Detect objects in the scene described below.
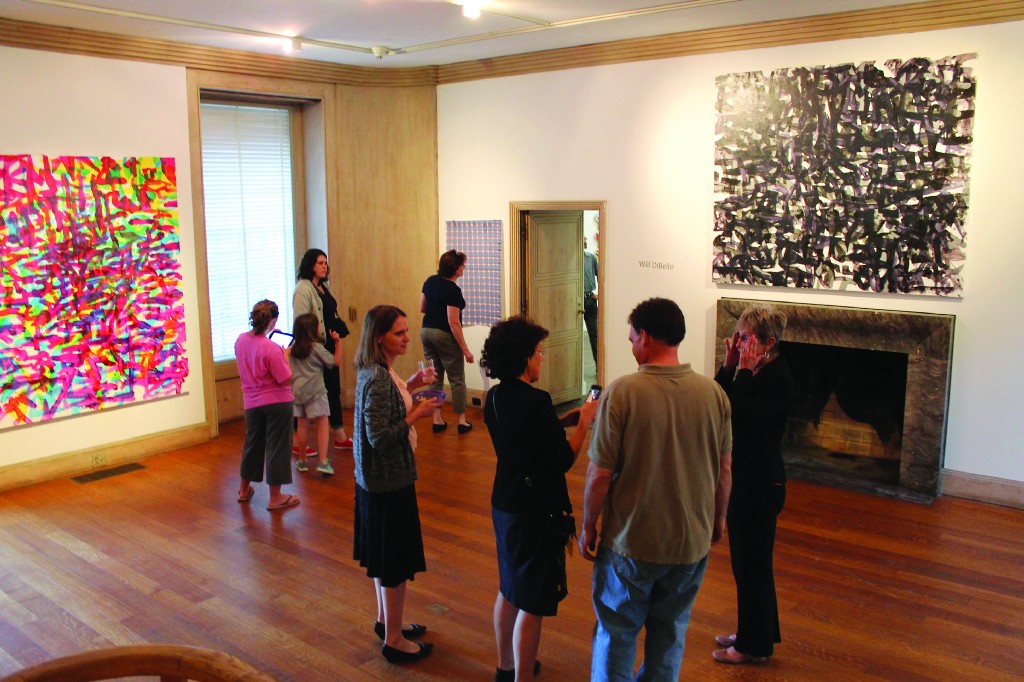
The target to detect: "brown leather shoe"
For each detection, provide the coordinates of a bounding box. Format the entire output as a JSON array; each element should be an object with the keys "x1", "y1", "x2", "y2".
[
  {"x1": 714, "y1": 633, "x2": 736, "y2": 647},
  {"x1": 712, "y1": 646, "x2": 768, "y2": 664}
]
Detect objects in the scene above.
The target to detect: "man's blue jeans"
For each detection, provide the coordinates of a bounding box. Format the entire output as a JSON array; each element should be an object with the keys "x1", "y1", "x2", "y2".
[{"x1": 590, "y1": 547, "x2": 709, "y2": 682}]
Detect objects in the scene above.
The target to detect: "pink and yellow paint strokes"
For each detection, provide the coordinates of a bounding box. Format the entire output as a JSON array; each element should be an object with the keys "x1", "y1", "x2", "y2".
[{"x1": 0, "y1": 155, "x2": 188, "y2": 427}]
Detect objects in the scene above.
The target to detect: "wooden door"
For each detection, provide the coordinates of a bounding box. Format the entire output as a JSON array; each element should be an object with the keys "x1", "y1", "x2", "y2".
[{"x1": 526, "y1": 211, "x2": 583, "y2": 405}]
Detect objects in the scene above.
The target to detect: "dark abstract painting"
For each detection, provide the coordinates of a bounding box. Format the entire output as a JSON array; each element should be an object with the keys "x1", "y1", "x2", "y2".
[
  {"x1": 712, "y1": 54, "x2": 975, "y2": 296},
  {"x1": 0, "y1": 155, "x2": 188, "y2": 427}
]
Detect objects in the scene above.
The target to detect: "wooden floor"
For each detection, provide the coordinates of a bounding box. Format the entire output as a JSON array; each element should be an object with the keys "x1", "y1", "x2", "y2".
[{"x1": 0, "y1": 408, "x2": 1022, "y2": 681}]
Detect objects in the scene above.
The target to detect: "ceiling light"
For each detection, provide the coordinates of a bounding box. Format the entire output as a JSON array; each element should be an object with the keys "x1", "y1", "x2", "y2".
[{"x1": 461, "y1": 1, "x2": 485, "y2": 19}]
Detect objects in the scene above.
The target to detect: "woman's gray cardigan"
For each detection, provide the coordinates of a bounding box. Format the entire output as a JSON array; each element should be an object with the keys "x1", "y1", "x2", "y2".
[
  {"x1": 354, "y1": 364, "x2": 418, "y2": 493},
  {"x1": 292, "y1": 278, "x2": 326, "y2": 342}
]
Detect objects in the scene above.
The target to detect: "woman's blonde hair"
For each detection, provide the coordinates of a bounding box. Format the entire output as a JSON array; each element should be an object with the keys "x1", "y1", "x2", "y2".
[
  {"x1": 738, "y1": 306, "x2": 787, "y2": 353},
  {"x1": 354, "y1": 305, "x2": 406, "y2": 368}
]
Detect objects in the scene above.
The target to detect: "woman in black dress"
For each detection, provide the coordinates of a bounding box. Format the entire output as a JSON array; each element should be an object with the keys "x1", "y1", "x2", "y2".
[
  {"x1": 293, "y1": 248, "x2": 351, "y2": 453},
  {"x1": 481, "y1": 316, "x2": 597, "y2": 682},
  {"x1": 712, "y1": 306, "x2": 794, "y2": 665}
]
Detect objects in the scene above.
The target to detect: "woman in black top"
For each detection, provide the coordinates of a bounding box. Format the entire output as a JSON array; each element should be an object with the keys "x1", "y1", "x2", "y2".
[
  {"x1": 712, "y1": 306, "x2": 794, "y2": 665},
  {"x1": 293, "y1": 249, "x2": 351, "y2": 453},
  {"x1": 481, "y1": 316, "x2": 597, "y2": 682},
  {"x1": 420, "y1": 250, "x2": 474, "y2": 434}
]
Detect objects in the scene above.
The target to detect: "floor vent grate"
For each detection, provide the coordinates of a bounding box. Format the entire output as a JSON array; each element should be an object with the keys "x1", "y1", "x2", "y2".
[{"x1": 71, "y1": 462, "x2": 145, "y2": 483}]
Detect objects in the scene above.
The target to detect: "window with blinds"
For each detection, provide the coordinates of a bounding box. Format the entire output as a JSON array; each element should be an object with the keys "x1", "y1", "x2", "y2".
[{"x1": 200, "y1": 102, "x2": 296, "y2": 362}]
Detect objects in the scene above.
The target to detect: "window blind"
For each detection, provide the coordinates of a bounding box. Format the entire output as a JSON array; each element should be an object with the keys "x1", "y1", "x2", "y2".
[{"x1": 200, "y1": 103, "x2": 296, "y2": 361}]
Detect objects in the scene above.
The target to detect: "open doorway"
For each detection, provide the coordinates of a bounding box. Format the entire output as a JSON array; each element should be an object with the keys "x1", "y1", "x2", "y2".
[{"x1": 509, "y1": 201, "x2": 606, "y2": 405}]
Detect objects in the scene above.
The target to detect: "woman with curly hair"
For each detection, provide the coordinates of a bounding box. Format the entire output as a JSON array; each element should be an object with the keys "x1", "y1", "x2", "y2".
[{"x1": 482, "y1": 316, "x2": 598, "y2": 682}]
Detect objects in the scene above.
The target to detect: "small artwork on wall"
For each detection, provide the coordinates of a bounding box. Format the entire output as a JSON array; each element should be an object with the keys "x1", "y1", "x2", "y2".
[
  {"x1": 446, "y1": 219, "x2": 502, "y2": 327},
  {"x1": 712, "y1": 54, "x2": 975, "y2": 296},
  {"x1": 0, "y1": 155, "x2": 188, "y2": 427}
]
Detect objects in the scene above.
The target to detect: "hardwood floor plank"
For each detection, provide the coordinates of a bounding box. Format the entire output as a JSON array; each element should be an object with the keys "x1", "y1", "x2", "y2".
[{"x1": 0, "y1": 412, "x2": 1021, "y2": 680}]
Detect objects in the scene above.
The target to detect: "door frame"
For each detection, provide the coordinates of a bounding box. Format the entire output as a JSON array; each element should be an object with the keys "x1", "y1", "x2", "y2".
[{"x1": 509, "y1": 200, "x2": 607, "y2": 385}]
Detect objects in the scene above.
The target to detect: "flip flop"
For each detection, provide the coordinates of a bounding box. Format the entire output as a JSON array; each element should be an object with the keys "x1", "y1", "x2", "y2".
[
  {"x1": 267, "y1": 495, "x2": 300, "y2": 511},
  {"x1": 237, "y1": 486, "x2": 254, "y2": 503}
]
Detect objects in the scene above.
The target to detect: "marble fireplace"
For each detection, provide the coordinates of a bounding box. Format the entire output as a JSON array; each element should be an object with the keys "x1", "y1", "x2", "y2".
[{"x1": 714, "y1": 298, "x2": 954, "y2": 501}]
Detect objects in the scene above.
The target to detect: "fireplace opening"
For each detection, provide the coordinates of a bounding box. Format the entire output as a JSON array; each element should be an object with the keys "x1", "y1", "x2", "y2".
[
  {"x1": 717, "y1": 298, "x2": 953, "y2": 502},
  {"x1": 781, "y1": 341, "x2": 909, "y2": 490}
]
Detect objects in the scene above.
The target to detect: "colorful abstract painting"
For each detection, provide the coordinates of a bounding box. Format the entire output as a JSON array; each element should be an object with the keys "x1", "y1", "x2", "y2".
[
  {"x1": 713, "y1": 54, "x2": 975, "y2": 296},
  {"x1": 0, "y1": 155, "x2": 188, "y2": 427}
]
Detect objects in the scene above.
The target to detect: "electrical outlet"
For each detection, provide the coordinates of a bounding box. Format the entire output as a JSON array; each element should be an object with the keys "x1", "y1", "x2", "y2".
[{"x1": 91, "y1": 453, "x2": 107, "y2": 467}]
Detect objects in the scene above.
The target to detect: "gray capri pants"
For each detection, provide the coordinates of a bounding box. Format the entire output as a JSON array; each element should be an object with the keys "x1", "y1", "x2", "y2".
[
  {"x1": 240, "y1": 400, "x2": 294, "y2": 486},
  {"x1": 421, "y1": 327, "x2": 467, "y2": 414}
]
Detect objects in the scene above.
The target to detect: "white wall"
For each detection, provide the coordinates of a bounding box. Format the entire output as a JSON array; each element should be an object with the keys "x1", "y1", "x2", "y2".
[
  {"x1": 0, "y1": 46, "x2": 206, "y2": 464},
  {"x1": 438, "y1": 22, "x2": 1024, "y2": 483}
]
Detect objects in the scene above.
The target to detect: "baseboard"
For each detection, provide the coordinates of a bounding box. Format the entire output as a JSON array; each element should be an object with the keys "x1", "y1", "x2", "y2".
[
  {"x1": 941, "y1": 469, "x2": 1024, "y2": 509},
  {"x1": 0, "y1": 423, "x2": 214, "y2": 493},
  {"x1": 466, "y1": 388, "x2": 486, "y2": 411}
]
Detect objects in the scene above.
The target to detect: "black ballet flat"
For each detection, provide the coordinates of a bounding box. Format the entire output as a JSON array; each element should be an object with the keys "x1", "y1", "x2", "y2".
[
  {"x1": 432, "y1": 421, "x2": 448, "y2": 433},
  {"x1": 495, "y1": 660, "x2": 541, "y2": 681},
  {"x1": 457, "y1": 422, "x2": 473, "y2": 434},
  {"x1": 374, "y1": 621, "x2": 427, "y2": 641},
  {"x1": 382, "y1": 641, "x2": 433, "y2": 663}
]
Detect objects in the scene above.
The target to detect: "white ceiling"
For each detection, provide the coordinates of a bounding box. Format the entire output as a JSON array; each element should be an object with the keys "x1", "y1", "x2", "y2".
[{"x1": 0, "y1": 0, "x2": 925, "y2": 68}]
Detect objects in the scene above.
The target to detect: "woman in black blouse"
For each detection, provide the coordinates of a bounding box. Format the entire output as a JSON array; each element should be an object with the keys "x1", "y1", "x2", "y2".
[
  {"x1": 481, "y1": 316, "x2": 597, "y2": 682},
  {"x1": 713, "y1": 306, "x2": 794, "y2": 665}
]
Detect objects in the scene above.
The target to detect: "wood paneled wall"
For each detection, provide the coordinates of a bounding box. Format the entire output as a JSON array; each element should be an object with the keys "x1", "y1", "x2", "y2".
[{"x1": 335, "y1": 85, "x2": 439, "y2": 392}]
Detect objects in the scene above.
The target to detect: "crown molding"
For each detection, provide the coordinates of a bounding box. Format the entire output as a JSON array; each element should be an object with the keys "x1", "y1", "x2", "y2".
[
  {"x1": 435, "y1": 0, "x2": 1024, "y2": 83},
  {"x1": 1, "y1": 0, "x2": 1021, "y2": 87},
  {"x1": 0, "y1": 17, "x2": 437, "y2": 87}
]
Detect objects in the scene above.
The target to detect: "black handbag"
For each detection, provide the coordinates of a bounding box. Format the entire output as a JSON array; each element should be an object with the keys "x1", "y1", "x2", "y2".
[{"x1": 331, "y1": 317, "x2": 350, "y2": 339}]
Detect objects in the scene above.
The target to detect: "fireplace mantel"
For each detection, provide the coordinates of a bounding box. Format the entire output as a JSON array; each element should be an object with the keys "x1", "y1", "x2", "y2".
[{"x1": 715, "y1": 298, "x2": 954, "y2": 499}]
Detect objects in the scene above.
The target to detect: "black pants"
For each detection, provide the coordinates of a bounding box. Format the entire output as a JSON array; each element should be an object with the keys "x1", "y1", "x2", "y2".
[
  {"x1": 583, "y1": 295, "x2": 598, "y2": 362},
  {"x1": 727, "y1": 482, "x2": 785, "y2": 658},
  {"x1": 323, "y1": 363, "x2": 343, "y2": 429}
]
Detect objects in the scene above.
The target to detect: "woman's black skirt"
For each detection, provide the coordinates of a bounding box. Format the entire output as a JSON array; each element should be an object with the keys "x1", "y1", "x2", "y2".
[
  {"x1": 492, "y1": 507, "x2": 567, "y2": 617},
  {"x1": 353, "y1": 483, "x2": 426, "y2": 588}
]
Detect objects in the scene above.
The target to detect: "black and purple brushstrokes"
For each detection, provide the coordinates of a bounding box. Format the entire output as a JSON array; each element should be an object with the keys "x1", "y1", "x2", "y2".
[{"x1": 712, "y1": 54, "x2": 975, "y2": 296}]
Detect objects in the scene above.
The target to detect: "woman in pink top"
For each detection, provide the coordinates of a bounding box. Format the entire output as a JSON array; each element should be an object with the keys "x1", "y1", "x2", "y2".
[{"x1": 234, "y1": 299, "x2": 300, "y2": 511}]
